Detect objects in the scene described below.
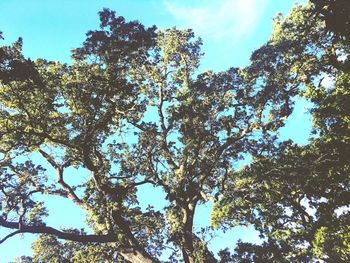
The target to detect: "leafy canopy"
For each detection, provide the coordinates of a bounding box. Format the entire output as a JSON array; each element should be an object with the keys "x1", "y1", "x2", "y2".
[{"x1": 1, "y1": 1, "x2": 349, "y2": 262}]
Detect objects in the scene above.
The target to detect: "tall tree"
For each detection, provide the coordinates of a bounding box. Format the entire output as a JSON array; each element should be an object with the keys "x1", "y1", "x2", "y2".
[
  {"x1": 1, "y1": 1, "x2": 348, "y2": 262},
  {"x1": 0, "y1": 8, "x2": 295, "y2": 263}
]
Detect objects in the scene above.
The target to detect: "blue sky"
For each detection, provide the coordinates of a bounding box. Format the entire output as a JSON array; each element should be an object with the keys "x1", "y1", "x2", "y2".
[{"x1": 0, "y1": 0, "x2": 309, "y2": 261}]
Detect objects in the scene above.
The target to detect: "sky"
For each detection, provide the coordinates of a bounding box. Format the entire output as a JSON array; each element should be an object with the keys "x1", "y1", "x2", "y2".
[{"x1": 0, "y1": 0, "x2": 309, "y2": 261}]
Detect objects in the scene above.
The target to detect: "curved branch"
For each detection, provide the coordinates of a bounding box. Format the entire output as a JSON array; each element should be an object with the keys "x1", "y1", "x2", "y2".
[
  {"x1": 0, "y1": 230, "x2": 22, "y2": 244},
  {"x1": 39, "y1": 149, "x2": 85, "y2": 208},
  {"x1": 0, "y1": 217, "x2": 115, "y2": 244}
]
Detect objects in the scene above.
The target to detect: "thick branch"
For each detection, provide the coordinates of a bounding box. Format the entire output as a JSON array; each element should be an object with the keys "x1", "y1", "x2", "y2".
[
  {"x1": 0, "y1": 217, "x2": 115, "y2": 244},
  {"x1": 112, "y1": 213, "x2": 160, "y2": 263}
]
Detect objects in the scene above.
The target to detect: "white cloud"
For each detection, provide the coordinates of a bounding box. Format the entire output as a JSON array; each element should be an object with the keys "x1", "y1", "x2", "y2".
[{"x1": 164, "y1": 0, "x2": 268, "y2": 41}]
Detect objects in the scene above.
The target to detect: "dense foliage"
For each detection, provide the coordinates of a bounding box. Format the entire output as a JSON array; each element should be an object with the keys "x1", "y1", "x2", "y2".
[
  {"x1": 1, "y1": 1, "x2": 349, "y2": 262},
  {"x1": 212, "y1": 3, "x2": 350, "y2": 262}
]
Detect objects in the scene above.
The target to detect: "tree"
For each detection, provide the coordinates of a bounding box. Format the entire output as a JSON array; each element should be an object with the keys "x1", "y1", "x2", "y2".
[
  {"x1": 0, "y1": 8, "x2": 296, "y2": 262},
  {"x1": 212, "y1": 3, "x2": 350, "y2": 262},
  {"x1": 0, "y1": 2, "x2": 348, "y2": 262}
]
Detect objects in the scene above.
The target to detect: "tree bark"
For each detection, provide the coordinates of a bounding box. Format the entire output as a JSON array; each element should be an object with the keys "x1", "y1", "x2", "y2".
[
  {"x1": 181, "y1": 204, "x2": 196, "y2": 263},
  {"x1": 119, "y1": 249, "x2": 159, "y2": 263},
  {"x1": 180, "y1": 203, "x2": 218, "y2": 263},
  {"x1": 112, "y1": 212, "x2": 160, "y2": 263},
  {"x1": 0, "y1": 217, "x2": 114, "y2": 244},
  {"x1": 0, "y1": 217, "x2": 159, "y2": 262}
]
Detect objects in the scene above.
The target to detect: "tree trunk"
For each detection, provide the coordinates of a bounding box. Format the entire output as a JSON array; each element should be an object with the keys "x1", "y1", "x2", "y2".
[
  {"x1": 181, "y1": 204, "x2": 196, "y2": 263},
  {"x1": 119, "y1": 249, "x2": 159, "y2": 263},
  {"x1": 181, "y1": 203, "x2": 218, "y2": 263},
  {"x1": 112, "y1": 212, "x2": 160, "y2": 263}
]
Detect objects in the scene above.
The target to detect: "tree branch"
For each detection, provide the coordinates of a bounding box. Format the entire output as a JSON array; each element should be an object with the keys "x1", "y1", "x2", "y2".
[
  {"x1": 157, "y1": 76, "x2": 179, "y2": 171},
  {"x1": 0, "y1": 230, "x2": 22, "y2": 244},
  {"x1": 0, "y1": 217, "x2": 115, "y2": 244},
  {"x1": 39, "y1": 149, "x2": 85, "y2": 208}
]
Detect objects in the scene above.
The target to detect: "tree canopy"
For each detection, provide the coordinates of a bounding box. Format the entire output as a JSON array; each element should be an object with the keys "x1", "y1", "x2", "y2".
[{"x1": 1, "y1": 1, "x2": 349, "y2": 262}]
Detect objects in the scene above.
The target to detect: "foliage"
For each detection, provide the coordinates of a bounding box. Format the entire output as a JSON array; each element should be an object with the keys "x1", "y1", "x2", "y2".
[
  {"x1": 212, "y1": 2, "x2": 350, "y2": 262},
  {"x1": 310, "y1": 0, "x2": 350, "y2": 40},
  {"x1": 0, "y1": 1, "x2": 349, "y2": 262}
]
